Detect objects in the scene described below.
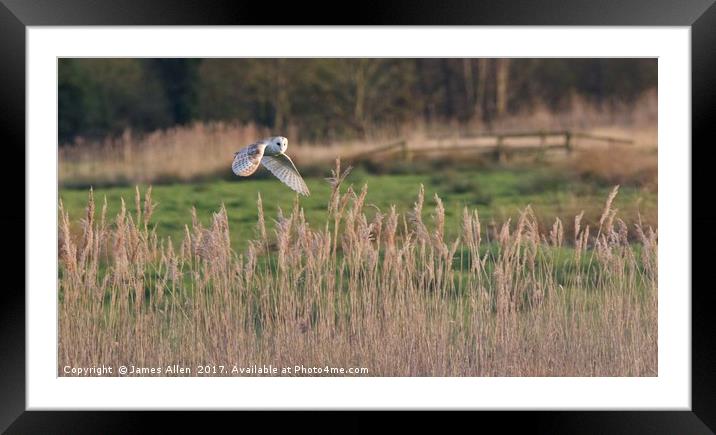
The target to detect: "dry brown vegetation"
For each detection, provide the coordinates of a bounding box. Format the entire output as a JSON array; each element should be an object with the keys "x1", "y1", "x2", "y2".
[
  {"x1": 59, "y1": 161, "x2": 657, "y2": 376},
  {"x1": 572, "y1": 145, "x2": 658, "y2": 192},
  {"x1": 59, "y1": 91, "x2": 657, "y2": 187}
]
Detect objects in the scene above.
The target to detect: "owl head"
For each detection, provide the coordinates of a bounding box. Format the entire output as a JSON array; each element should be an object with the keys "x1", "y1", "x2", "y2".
[{"x1": 271, "y1": 136, "x2": 288, "y2": 153}]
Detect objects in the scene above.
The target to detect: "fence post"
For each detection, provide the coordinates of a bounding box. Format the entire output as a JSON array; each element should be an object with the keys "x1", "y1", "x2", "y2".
[
  {"x1": 496, "y1": 135, "x2": 505, "y2": 163},
  {"x1": 536, "y1": 131, "x2": 546, "y2": 163},
  {"x1": 401, "y1": 141, "x2": 412, "y2": 162},
  {"x1": 565, "y1": 131, "x2": 572, "y2": 154}
]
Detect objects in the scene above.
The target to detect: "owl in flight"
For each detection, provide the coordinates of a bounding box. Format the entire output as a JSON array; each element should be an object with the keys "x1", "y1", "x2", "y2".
[{"x1": 231, "y1": 136, "x2": 310, "y2": 196}]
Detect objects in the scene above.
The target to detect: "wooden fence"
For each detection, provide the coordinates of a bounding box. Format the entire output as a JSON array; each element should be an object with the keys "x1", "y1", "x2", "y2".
[{"x1": 349, "y1": 130, "x2": 633, "y2": 163}]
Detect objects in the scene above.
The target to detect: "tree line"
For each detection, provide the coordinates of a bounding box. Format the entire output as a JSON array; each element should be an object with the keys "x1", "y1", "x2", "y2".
[{"x1": 58, "y1": 58, "x2": 656, "y2": 144}]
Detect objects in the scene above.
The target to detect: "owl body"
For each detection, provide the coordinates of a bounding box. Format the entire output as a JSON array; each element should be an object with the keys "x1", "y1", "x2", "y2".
[
  {"x1": 231, "y1": 142, "x2": 266, "y2": 176},
  {"x1": 231, "y1": 136, "x2": 310, "y2": 196}
]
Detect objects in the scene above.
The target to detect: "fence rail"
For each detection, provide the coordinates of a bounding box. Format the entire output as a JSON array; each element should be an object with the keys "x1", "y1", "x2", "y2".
[{"x1": 349, "y1": 130, "x2": 633, "y2": 163}]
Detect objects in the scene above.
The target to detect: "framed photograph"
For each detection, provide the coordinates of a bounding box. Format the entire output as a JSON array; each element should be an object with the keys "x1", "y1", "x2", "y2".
[{"x1": 3, "y1": 0, "x2": 714, "y2": 432}]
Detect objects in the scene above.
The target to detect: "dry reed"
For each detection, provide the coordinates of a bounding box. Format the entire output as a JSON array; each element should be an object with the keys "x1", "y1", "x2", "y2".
[
  {"x1": 58, "y1": 160, "x2": 657, "y2": 376},
  {"x1": 59, "y1": 92, "x2": 657, "y2": 187}
]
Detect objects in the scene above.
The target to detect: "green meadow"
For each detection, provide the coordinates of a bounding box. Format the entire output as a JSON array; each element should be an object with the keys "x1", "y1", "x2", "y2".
[{"x1": 59, "y1": 166, "x2": 657, "y2": 253}]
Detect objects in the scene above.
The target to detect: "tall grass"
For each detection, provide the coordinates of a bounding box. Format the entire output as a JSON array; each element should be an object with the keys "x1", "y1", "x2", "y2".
[
  {"x1": 58, "y1": 161, "x2": 657, "y2": 376},
  {"x1": 58, "y1": 122, "x2": 399, "y2": 187},
  {"x1": 59, "y1": 92, "x2": 657, "y2": 187}
]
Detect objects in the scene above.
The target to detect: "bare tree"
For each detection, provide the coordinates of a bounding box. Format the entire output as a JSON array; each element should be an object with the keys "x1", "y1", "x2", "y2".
[
  {"x1": 496, "y1": 58, "x2": 511, "y2": 117},
  {"x1": 476, "y1": 58, "x2": 490, "y2": 125},
  {"x1": 273, "y1": 58, "x2": 290, "y2": 132},
  {"x1": 463, "y1": 59, "x2": 475, "y2": 118}
]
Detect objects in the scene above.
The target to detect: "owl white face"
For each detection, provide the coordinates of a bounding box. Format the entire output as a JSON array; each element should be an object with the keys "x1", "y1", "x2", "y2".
[{"x1": 267, "y1": 136, "x2": 288, "y2": 154}]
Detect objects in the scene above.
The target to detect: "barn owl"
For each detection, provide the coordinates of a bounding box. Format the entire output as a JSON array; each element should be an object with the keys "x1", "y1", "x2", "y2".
[{"x1": 231, "y1": 136, "x2": 310, "y2": 196}]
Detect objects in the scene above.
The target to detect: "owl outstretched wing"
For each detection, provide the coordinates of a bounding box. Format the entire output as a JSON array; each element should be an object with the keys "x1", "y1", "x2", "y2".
[
  {"x1": 260, "y1": 153, "x2": 310, "y2": 196},
  {"x1": 232, "y1": 142, "x2": 266, "y2": 176}
]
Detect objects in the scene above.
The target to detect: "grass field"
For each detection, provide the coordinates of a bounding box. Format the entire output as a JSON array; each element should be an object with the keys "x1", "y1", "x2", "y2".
[{"x1": 59, "y1": 165, "x2": 657, "y2": 253}]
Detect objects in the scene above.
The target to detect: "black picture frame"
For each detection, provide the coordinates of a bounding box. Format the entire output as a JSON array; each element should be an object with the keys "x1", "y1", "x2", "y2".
[{"x1": 2, "y1": 1, "x2": 714, "y2": 432}]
